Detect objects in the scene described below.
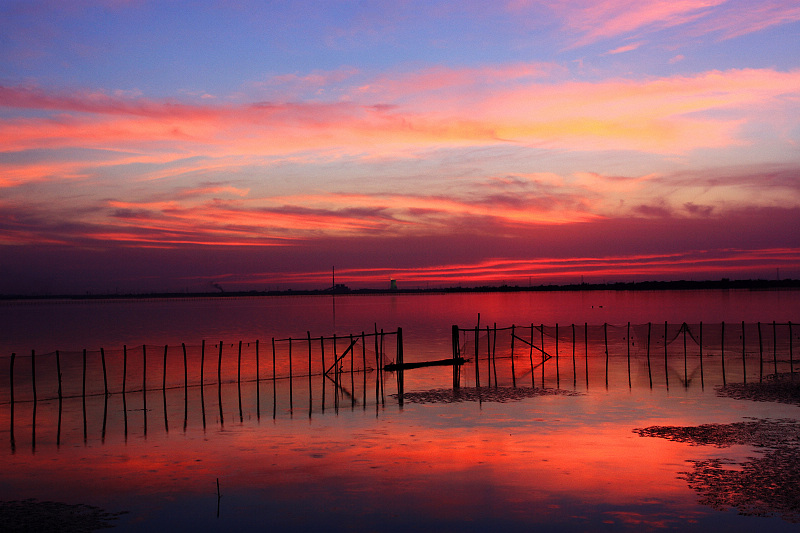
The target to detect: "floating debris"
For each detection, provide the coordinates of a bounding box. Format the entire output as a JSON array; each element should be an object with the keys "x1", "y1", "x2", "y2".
[
  {"x1": 394, "y1": 386, "x2": 582, "y2": 404},
  {"x1": 716, "y1": 373, "x2": 800, "y2": 407},
  {"x1": 634, "y1": 418, "x2": 800, "y2": 522},
  {"x1": 0, "y1": 499, "x2": 126, "y2": 532}
]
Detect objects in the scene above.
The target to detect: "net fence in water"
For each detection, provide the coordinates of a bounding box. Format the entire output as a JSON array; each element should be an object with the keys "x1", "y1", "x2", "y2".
[
  {"x1": 0, "y1": 330, "x2": 397, "y2": 404},
  {"x1": 455, "y1": 321, "x2": 797, "y2": 388}
]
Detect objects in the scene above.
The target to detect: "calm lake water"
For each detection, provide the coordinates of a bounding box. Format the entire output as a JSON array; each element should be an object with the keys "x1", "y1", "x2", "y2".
[{"x1": 1, "y1": 289, "x2": 799, "y2": 532}]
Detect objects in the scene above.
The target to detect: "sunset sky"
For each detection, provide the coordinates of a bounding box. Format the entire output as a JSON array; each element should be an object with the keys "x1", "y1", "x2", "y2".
[{"x1": 1, "y1": 0, "x2": 799, "y2": 294}]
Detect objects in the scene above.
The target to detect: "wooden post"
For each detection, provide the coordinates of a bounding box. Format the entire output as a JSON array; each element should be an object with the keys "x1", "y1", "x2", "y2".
[
  {"x1": 555, "y1": 323, "x2": 559, "y2": 387},
  {"x1": 790, "y1": 321, "x2": 794, "y2": 377},
  {"x1": 474, "y1": 326, "x2": 480, "y2": 387},
  {"x1": 289, "y1": 337, "x2": 293, "y2": 411},
  {"x1": 584, "y1": 323, "x2": 588, "y2": 388},
  {"x1": 323, "y1": 334, "x2": 328, "y2": 408},
  {"x1": 32, "y1": 350, "x2": 37, "y2": 403},
  {"x1": 396, "y1": 328, "x2": 404, "y2": 402},
  {"x1": 163, "y1": 344, "x2": 168, "y2": 391},
  {"x1": 626, "y1": 322, "x2": 631, "y2": 388},
  {"x1": 182, "y1": 344, "x2": 188, "y2": 431},
  {"x1": 492, "y1": 324, "x2": 498, "y2": 387},
  {"x1": 56, "y1": 350, "x2": 63, "y2": 399},
  {"x1": 123, "y1": 345, "x2": 127, "y2": 395},
  {"x1": 143, "y1": 346, "x2": 148, "y2": 435},
  {"x1": 758, "y1": 322, "x2": 764, "y2": 382},
  {"x1": 237, "y1": 340, "x2": 242, "y2": 384},
  {"x1": 572, "y1": 324, "x2": 576, "y2": 387},
  {"x1": 646, "y1": 322, "x2": 652, "y2": 388},
  {"x1": 721, "y1": 321, "x2": 726, "y2": 386},
  {"x1": 540, "y1": 324, "x2": 545, "y2": 387},
  {"x1": 664, "y1": 321, "x2": 669, "y2": 388},
  {"x1": 451, "y1": 325, "x2": 459, "y2": 389},
  {"x1": 101, "y1": 348, "x2": 108, "y2": 396},
  {"x1": 773, "y1": 321, "x2": 778, "y2": 376},
  {"x1": 143, "y1": 345, "x2": 147, "y2": 393},
  {"x1": 333, "y1": 335, "x2": 340, "y2": 410},
  {"x1": 9, "y1": 352, "x2": 15, "y2": 408},
  {"x1": 360, "y1": 331, "x2": 366, "y2": 375},
  {"x1": 739, "y1": 320, "x2": 747, "y2": 382},
  {"x1": 200, "y1": 340, "x2": 205, "y2": 386},
  {"x1": 604, "y1": 323, "x2": 609, "y2": 387},
  {"x1": 9, "y1": 353, "x2": 14, "y2": 453},
  {"x1": 361, "y1": 331, "x2": 367, "y2": 409},
  {"x1": 350, "y1": 333, "x2": 355, "y2": 408},
  {"x1": 375, "y1": 328, "x2": 381, "y2": 403},
  {"x1": 256, "y1": 339, "x2": 260, "y2": 382},
  {"x1": 82, "y1": 348, "x2": 86, "y2": 399},
  {"x1": 683, "y1": 323, "x2": 688, "y2": 387},
  {"x1": 272, "y1": 338, "x2": 277, "y2": 381},
  {"x1": 217, "y1": 341, "x2": 223, "y2": 386},
  {"x1": 182, "y1": 343, "x2": 188, "y2": 391},
  {"x1": 510, "y1": 325, "x2": 517, "y2": 388},
  {"x1": 486, "y1": 326, "x2": 491, "y2": 388},
  {"x1": 308, "y1": 332, "x2": 314, "y2": 406},
  {"x1": 380, "y1": 329, "x2": 385, "y2": 402},
  {"x1": 699, "y1": 322, "x2": 704, "y2": 388},
  {"x1": 528, "y1": 324, "x2": 535, "y2": 388}
]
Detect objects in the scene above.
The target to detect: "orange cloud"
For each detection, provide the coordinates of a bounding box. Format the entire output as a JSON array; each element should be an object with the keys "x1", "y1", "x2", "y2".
[{"x1": 2, "y1": 67, "x2": 798, "y2": 172}]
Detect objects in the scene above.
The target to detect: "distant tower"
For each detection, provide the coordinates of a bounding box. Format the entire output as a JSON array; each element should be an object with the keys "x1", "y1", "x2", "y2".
[{"x1": 390, "y1": 278, "x2": 397, "y2": 290}]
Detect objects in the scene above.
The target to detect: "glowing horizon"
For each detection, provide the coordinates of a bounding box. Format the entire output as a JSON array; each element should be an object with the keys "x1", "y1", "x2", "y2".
[{"x1": 1, "y1": 1, "x2": 799, "y2": 294}]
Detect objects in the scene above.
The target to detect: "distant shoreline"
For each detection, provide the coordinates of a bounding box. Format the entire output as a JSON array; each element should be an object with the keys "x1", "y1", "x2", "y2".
[{"x1": 2, "y1": 278, "x2": 798, "y2": 301}]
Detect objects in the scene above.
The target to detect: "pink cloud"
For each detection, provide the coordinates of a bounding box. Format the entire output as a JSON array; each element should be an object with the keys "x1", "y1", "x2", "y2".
[
  {"x1": 605, "y1": 42, "x2": 642, "y2": 55},
  {"x1": 510, "y1": 1, "x2": 800, "y2": 47},
  {"x1": 3, "y1": 66, "x2": 798, "y2": 165},
  {"x1": 541, "y1": 0, "x2": 725, "y2": 47}
]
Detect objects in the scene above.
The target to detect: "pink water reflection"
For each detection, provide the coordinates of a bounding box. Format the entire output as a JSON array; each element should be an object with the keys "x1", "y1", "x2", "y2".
[{"x1": 1, "y1": 291, "x2": 799, "y2": 531}]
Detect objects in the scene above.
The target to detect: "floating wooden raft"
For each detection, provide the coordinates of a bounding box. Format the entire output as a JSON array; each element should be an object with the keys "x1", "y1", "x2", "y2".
[{"x1": 384, "y1": 357, "x2": 467, "y2": 371}]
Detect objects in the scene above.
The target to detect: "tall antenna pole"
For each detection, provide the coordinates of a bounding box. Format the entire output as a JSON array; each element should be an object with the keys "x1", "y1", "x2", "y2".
[{"x1": 332, "y1": 266, "x2": 335, "y2": 289}]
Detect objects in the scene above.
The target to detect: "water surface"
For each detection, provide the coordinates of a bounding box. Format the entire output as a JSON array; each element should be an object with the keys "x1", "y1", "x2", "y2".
[{"x1": 1, "y1": 290, "x2": 799, "y2": 531}]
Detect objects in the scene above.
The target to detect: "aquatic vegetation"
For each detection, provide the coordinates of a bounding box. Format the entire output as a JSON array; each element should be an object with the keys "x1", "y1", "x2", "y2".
[{"x1": 635, "y1": 418, "x2": 800, "y2": 522}]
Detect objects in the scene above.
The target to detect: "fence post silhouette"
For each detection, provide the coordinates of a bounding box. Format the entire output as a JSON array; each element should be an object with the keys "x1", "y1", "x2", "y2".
[
  {"x1": 540, "y1": 324, "x2": 545, "y2": 387},
  {"x1": 101, "y1": 348, "x2": 108, "y2": 396},
  {"x1": 143, "y1": 345, "x2": 147, "y2": 394},
  {"x1": 451, "y1": 325, "x2": 460, "y2": 389},
  {"x1": 584, "y1": 323, "x2": 588, "y2": 388},
  {"x1": 217, "y1": 341, "x2": 223, "y2": 386},
  {"x1": 773, "y1": 321, "x2": 778, "y2": 375},
  {"x1": 528, "y1": 324, "x2": 535, "y2": 388},
  {"x1": 721, "y1": 321, "x2": 726, "y2": 385},
  {"x1": 57, "y1": 350, "x2": 62, "y2": 399},
  {"x1": 572, "y1": 324, "x2": 576, "y2": 387},
  {"x1": 604, "y1": 323, "x2": 609, "y2": 387},
  {"x1": 555, "y1": 323, "x2": 560, "y2": 387},
  {"x1": 82, "y1": 349, "x2": 86, "y2": 399},
  {"x1": 699, "y1": 322, "x2": 704, "y2": 388},
  {"x1": 646, "y1": 322, "x2": 652, "y2": 388},
  {"x1": 123, "y1": 345, "x2": 127, "y2": 395},
  {"x1": 664, "y1": 322, "x2": 669, "y2": 388},
  {"x1": 742, "y1": 321, "x2": 746, "y2": 384},
  {"x1": 683, "y1": 323, "x2": 688, "y2": 387},
  {"x1": 758, "y1": 322, "x2": 763, "y2": 382},
  {"x1": 626, "y1": 322, "x2": 631, "y2": 388},
  {"x1": 163, "y1": 345, "x2": 168, "y2": 391},
  {"x1": 474, "y1": 326, "x2": 479, "y2": 388},
  {"x1": 32, "y1": 350, "x2": 37, "y2": 403},
  {"x1": 200, "y1": 340, "x2": 205, "y2": 387},
  {"x1": 510, "y1": 325, "x2": 516, "y2": 388}
]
